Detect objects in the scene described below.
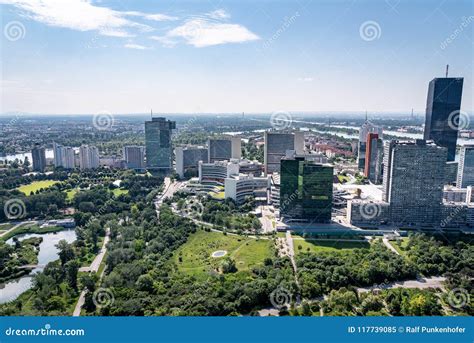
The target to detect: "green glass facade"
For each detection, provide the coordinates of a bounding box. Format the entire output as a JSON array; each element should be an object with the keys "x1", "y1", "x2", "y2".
[
  {"x1": 280, "y1": 157, "x2": 333, "y2": 223},
  {"x1": 145, "y1": 117, "x2": 176, "y2": 171}
]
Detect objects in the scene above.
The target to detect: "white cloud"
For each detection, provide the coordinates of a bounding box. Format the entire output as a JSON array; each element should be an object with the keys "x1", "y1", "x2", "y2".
[
  {"x1": 0, "y1": 0, "x2": 175, "y2": 37},
  {"x1": 164, "y1": 12, "x2": 259, "y2": 48},
  {"x1": 298, "y1": 77, "x2": 314, "y2": 82},
  {"x1": 124, "y1": 43, "x2": 151, "y2": 50},
  {"x1": 207, "y1": 9, "x2": 230, "y2": 20}
]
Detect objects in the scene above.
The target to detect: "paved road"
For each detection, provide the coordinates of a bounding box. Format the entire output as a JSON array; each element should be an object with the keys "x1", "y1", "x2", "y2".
[
  {"x1": 357, "y1": 276, "x2": 446, "y2": 293},
  {"x1": 382, "y1": 238, "x2": 400, "y2": 255},
  {"x1": 79, "y1": 228, "x2": 110, "y2": 273},
  {"x1": 73, "y1": 228, "x2": 110, "y2": 316}
]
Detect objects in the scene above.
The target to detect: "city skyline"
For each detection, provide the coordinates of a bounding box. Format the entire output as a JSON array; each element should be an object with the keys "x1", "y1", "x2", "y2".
[{"x1": 1, "y1": 0, "x2": 473, "y2": 114}]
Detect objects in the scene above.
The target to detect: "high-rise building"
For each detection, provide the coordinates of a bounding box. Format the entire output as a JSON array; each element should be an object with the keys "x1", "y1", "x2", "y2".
[
  {"x1": 364, "y1": 133, "x2": 383, "y2": 184},
  {"x1": 280, "y1": 156, "x2": 333, "y2": 223},
  {"x1": 123, "y1": 146, "x2": 145, "y2": 170},
  {"x1": 79, "y1": 145, "x2": 100, "y2": 170},
  {"x1": 423, "y1": 76, "x2": 464, "y2": 161},
  {"x1": 383, "y1": 140, "x2": 447, "y2": 226},
  {"x1": 357, "y1": 120, "x2": 383, "y2": 170},
  {"x1": 207, "y1": 137, "x2": 241, "y2": 163},
  {"x1": 264, "y1": 131, "x2": 304, "y2": 174},
  {"x1": 145, "y1": 117, "x2": 176, "y2": 172},
  {"x1": 31, "y1": 143, "x2": 46, "y2": 172},
  {"x1": 457, "y1": 144, "x2": 474, "y2": 188},
  {"x1": 53, "y1": 142, "x2": 75, "y2": 169},
  {"x1": 175, "y1": 146, "x2": 208, "y2": 178}
]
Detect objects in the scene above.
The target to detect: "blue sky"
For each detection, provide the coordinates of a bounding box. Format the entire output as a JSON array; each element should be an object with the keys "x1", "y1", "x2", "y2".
[{"x1": 1, "y1": 0, "x2": 472, "y2": 115}]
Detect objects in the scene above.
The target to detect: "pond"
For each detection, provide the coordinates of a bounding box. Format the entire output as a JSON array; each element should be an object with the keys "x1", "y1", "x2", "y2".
[{"x1": 0, "y1": 229, "x2": 76, "y2": 304}]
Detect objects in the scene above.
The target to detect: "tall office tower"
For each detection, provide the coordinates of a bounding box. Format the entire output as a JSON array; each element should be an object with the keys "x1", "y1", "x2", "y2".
[
  {"x1": 123, "y1": 146, "x2": 145, "y2": 170},
  {"x1": 457, "y1": 145, "x2": 474, "y2": 188},
  {"x1": 175, "y1": 146, "x2": 209, "y2": 178},
  {"x1": 53, "y1": 142, "x2": 63, "y2": 168},
  {"x1": 264, "y1": 131, "x2": 304, "y2": 174},
  {"x1": 145, "y1": 117, "x2": 176, "y2": 172},
  {"x1": 280, "y1": 156, "x2": 333, "y2": 223},
  {"x1": 79, "y1": 145, "x2": 100, "y2": 170},
  {"x1": 423, "y1": 76, "x2": 464, "y2": 161},
  {"x1": 53, "y1": 143, "x2": 76, "y2": 169},
  {"x1": 31, "y1": 143, "x2": 46, "y2": 172},
  {"x1": 357, "y1": 120, "x2": 383, "y2": 170},
  {"x1": 207, "y1": 137, "x2": 241, "y2": 163},
  {"x1": 364, "y1": 133, "x2": 383, "y2": 184},
  {"x1": 382, "y1": 140, "x2": 447, "y2": 226}
]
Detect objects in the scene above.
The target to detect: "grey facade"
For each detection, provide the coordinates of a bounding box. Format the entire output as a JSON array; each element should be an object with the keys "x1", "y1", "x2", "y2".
[
  {"x1": 123, "y1": 146, "x2": 145, "y2": 170},
  {"x1": 264, "y1": 131, "x2": 304, "y2": 174},
  {"x1": 31, "y1": 144, "x2": 46, "y2": 172},
  {"x1": 207, "y1": 137, "x2": 241, "y2": 163},
  {"x1": 383, "y1": 140, "x2": 447, "y2": 227},
  {"x1": 175, "y1": 146, "x2": 208, "y2": 177}
]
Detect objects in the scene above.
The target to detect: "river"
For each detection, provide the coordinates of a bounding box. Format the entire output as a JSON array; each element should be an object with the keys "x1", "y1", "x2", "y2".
[{"x1": 0, "y1": 229, "x2": 77, "y2": 304}]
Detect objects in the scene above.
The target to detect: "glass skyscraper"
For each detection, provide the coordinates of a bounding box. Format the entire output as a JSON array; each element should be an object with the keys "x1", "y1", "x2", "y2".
[
  {"x1": 280, "y1": 156, "x2": 333, "y2": 223},
  {"x1": 145, "y1": 117, "x2": 176, "y2": 172},
  {"x1": 423, "y1": 77, "x2": 464, "y2": 161}
]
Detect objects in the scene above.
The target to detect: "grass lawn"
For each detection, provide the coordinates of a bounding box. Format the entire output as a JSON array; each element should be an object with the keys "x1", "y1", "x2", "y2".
[
  {"x1": 112, "y1": 188, "x2": 129, "y2": 196},
  {"x1": 17, "y1": 180, "x2": 59, "y2": 196},
  {"x1": 293, "y1": 238, "x2": 370, "y2": 255},
  {"x1": 65, "y1": 188, "x2": 79, "y2": 201},
  {"x1": 173, "y1": 230, "x2": 273, "y2": 279},
  {"x1": 390, "y1": 237, "x2": 410, "y2": 256},
  {"x1": 210, "y1": 191, "x2": 225, "y2": 200}
]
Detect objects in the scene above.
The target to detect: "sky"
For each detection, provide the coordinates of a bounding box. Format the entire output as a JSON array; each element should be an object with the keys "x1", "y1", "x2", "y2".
[{"x1": 0, "y1": 0, "x2": 473, "y2": 115}]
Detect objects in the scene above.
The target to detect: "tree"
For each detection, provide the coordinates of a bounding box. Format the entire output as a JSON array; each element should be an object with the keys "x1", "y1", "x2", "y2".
[
  {"x1": 56, "y1": 240, "x2": 74, "y2": 266},
  {"x1": 64, "y1": 260, "x2": 80, "y2": 290}
]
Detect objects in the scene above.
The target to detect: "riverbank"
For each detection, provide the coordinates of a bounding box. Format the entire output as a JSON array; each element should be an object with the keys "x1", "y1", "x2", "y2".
[
  {"x1": 0, "y1": 237, "x2": 43, "y2": 283},
  {"x1": 0, "y1": 224, "x2": 64, "y2": 242}
]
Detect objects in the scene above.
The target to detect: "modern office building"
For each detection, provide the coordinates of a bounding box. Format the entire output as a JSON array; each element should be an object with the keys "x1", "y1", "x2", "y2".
[
  {"x1": 175, "y1": 146, "x2": 208, "y2": 178},
  {"x1": 224, "y1": 174, "x2": 269, "y2": 204},
  {"x1": 280, "y1": 156, "x2": 333, "y2": 223},
  {"x1": 457, "y1": 145, "x2": 474, "y2": 188},
  {"x1": 79, "y1": 145, "x2": 100, "y2": 170},
  {"x1": 383, "y1": 140, "x2": 447, "y2": 226},
  {"x1": 123, "y1": 146, "x2": 145, "y2": 170},
  {"x1": 364, "y1": 133, "x2": 383, "y2": 184},
  {"x1": 357, "y1": 120, "x2": 383, "y2": 170},
  {"x1": 423, "y1": 76, "x2": 464, "y2": 161},
  {"x1": 145, "y1": 117, "x2": 176, "y2": 172},
  {"x1": 31, "y1": 143, "x2": 46, "y2": 172},
  {"x1": 53, "y1": 142, "x2": 75, "y2": 169},
  {"x1": 198, "y1": 160, "x2": 240, "y2": 187},
  {"x1": 208, "y1": 137, "x2": 241, "y2": 163},
  {"x1": 264, "y1": 131, "x2": 304, "y2": 174}
]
